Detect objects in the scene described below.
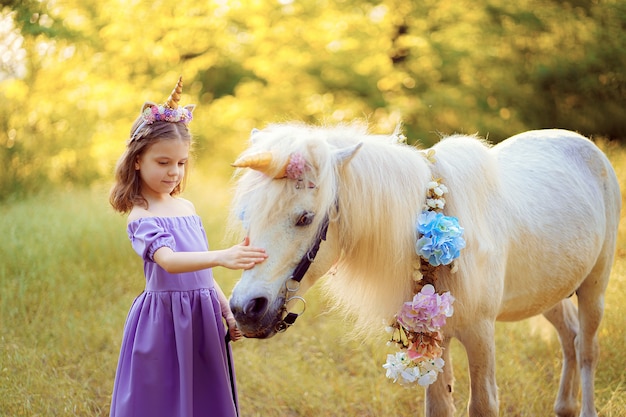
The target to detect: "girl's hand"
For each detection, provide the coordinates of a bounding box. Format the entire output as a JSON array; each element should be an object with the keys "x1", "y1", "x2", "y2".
[
  {"x1": 221, "y1": 237, "x2": 267, "y2": 270},
  {"x1": 225, "y1": 315, "x2": 243, "y2": 342}
]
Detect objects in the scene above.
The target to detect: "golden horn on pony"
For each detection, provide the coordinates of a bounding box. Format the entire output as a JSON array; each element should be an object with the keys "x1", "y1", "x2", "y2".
[
  {"x1": 165, "y1": 76, "x2": 183, "y2": 109},
  {"x1": 231, "y1": 151, "x2": 288, "y2": 178}
]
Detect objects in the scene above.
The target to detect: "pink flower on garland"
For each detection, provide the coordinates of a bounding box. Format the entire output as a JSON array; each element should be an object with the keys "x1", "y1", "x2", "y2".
[{"x1": 397, "y1": 284, "x2": 455, "y2": 334}]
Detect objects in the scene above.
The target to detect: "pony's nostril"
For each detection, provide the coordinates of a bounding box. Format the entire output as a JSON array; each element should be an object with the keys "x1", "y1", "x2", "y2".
[{"x1": 243, "y1": 297, "x2": 269, "y2": 318}]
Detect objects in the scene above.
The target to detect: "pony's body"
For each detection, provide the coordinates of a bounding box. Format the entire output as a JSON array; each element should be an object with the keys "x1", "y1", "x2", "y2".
[{"x1": 228, "y1": 124, "x2": 620, "y2": 417}]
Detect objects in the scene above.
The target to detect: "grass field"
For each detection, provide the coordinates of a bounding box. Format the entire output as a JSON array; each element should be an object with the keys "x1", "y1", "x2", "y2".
[{"x1": 1, "y1": 141, "x2": 626, "y2": 417}]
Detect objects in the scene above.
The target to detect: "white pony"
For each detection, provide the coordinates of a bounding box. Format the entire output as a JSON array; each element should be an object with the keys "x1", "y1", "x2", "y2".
[{"x1": 227, "y1": 123, "x2": 620, "y2": 417}]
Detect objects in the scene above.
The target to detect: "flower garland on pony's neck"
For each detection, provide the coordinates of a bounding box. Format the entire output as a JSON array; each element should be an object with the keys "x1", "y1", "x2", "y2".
[{"x1": 382, "y1": 152, "x2": 465, "y2": 387}]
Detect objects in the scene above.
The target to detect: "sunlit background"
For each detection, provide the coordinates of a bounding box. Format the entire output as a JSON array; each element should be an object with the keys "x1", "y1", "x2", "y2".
[{"x1": 1, "y1": 0, "x2": 625, "y2": 199}]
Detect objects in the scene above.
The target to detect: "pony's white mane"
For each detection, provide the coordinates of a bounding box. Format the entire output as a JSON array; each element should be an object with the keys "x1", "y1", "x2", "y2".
[
  {"x1": 323, "y1": 127, "x2": 433, "y2": 332},
  {"x1": 228, "y1": 122, "x2": 502, "y2": 334}
]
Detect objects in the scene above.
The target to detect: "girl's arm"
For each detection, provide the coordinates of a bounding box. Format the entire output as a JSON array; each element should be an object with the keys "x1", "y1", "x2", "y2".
[
  {"x1": 153, "y1": 237, "x2": 267, "y2": 274},
  {"x1": 214, "y1": 281, "x2": 243, "y2": 341}
]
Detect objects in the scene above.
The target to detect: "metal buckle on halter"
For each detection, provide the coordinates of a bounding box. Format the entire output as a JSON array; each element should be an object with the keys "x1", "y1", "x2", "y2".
[{"x1": 275, "y1": 278, "x2": 307, "y2": 333}]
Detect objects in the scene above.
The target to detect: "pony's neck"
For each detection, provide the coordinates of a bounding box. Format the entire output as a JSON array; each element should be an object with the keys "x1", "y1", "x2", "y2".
[{"x1": 325, "y1": 137, "x2": 433, "y2": 330}]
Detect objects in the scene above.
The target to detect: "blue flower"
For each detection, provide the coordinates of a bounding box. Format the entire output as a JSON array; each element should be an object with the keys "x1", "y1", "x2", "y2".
[{"x1": 415, "y1": 211, "x2": 465, "y2": 266}]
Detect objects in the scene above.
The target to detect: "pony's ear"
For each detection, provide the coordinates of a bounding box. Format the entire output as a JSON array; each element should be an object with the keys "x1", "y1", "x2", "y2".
[
  {"x1": 184, "y1": 104, "x2": 196, "y2": 114},
  {"x1": 249, "y1": 128, "x2": 261, "y2": 144},
  {"x1": 333, "y1": 142, "x2": 363, "y2": 166}
]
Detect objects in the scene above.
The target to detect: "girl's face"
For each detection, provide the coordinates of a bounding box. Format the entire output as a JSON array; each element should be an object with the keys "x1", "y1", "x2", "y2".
[{"x1": 135, "y1": 138, "x2": 190, "y2": 198}]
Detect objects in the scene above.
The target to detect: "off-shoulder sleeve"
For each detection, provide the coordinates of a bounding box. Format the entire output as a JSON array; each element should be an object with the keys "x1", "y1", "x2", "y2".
[{"x1": 127, "y1": 217, "x2": 176, "y2": 262}]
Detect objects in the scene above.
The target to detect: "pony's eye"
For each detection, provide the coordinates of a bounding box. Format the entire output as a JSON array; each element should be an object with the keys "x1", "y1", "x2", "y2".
[{"x1": 295, "y1": 211, "x2": 315, "y2": 227}]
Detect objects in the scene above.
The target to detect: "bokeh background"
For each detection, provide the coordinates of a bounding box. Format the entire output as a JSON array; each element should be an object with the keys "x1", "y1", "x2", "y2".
[
  {"x1": 1, "y1": 1, "x2": 625, "y2": 416},
  {"x1": 1, "y1": 0, "x2": 625, "y2": 198}
]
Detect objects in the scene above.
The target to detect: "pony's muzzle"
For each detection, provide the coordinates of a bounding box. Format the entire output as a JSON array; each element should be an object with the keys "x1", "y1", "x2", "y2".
[
  {"x1": 230, "y1": 295, "x2": 270, "y2": 324},
  {"x1": 242, "y1": 296, "x2": 269, "y2": 318},
  {"x1": 230, "y1": 293, "x2": 284, "y2": 339}
]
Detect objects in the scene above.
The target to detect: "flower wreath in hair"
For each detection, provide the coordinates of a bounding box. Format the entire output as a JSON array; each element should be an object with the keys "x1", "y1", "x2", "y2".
[
  {"x1": 130, "y1": 76, "x2": 195, "y2": 142},
  {"x1": 382, "y1": 150, "x2": 466, "y2": 387}
]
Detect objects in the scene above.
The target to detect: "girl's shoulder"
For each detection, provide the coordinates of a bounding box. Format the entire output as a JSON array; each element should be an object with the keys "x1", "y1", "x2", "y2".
[
  {"x1": 127, "y1": 206, "x2": 151, "y2": 224},
  {"x1": 176, "y1": 197, "x2": 196, "y2": 213},
  {"x1": 127, "y1": 198, "x2": 197, "y2": 224}
]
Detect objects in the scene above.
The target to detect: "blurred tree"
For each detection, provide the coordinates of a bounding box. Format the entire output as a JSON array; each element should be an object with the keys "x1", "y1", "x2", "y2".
[
  {"x1": 479, "y1": 0, "x2": 626, "y2": 139},
  {"x1": 0, "y1": 0, "x2": 624, "y2": 200}
]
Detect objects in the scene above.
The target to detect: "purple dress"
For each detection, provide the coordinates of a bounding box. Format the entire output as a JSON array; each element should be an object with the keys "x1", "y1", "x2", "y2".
[{"x1": 110, "y1": 216, "x2": 238, "y2": 417}]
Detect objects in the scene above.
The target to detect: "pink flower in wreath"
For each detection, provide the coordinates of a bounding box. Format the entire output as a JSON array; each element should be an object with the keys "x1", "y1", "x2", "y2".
[
  {"x1": 397, "y1": 284, "x2": 455, "y2": 333},
  {"x1": 286, "y1": 152, "x2": 307, "y2": 180}
]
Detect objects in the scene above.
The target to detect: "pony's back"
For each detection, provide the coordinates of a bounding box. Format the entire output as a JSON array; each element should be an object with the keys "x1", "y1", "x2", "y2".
[{"x1": 430, "y1": 129, "x2": 620, "y2": 323}]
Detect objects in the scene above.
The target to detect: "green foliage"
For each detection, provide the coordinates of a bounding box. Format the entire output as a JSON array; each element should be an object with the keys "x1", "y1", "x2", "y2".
[{"x1": 0, "y1": 0, "x2": 625, "y2": 200}]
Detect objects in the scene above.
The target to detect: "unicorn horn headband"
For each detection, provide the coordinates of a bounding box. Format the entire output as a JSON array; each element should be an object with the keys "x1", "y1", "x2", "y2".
[
  {"x1": 130, "y1": 76, "x2": 196, "y2": 141},
  {"x1": 232, "y1": 151, "x2": 308, "y2": 180},
  {"x1": 165, "y1": 76, "x2": 183, "y2": 109}
]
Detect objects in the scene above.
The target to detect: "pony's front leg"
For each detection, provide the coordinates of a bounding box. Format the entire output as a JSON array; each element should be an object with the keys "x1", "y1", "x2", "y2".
[
  {"x1": 425, "y1": 337, "x2": 456, "y2": 417},
  {"x1": 457, "y1": 320, "x2": 499, "y2": 417}
]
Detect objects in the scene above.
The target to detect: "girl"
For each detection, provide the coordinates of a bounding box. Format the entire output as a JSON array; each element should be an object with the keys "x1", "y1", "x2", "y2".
[{"x1": 108, "y1": 77, "x2": 266, "y2": 417}]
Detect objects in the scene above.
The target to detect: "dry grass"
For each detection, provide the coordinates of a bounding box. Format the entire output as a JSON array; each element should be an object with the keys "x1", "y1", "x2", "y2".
[{"x1": 1, "y1": 140, "x2": 626, "y2": 416}]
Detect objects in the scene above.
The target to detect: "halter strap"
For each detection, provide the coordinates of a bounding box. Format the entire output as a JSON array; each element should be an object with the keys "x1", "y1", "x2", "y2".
[
  {"x1": 276, "y1": 214, "x2": 330, "y2": 331},
  {"x1": 291, "y1": 214, "x2": 330, "y2": 283}
]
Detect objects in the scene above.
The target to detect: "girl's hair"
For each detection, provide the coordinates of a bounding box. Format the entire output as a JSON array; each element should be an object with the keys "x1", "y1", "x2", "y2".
[{"x1": 109, "y1": 116, "x2": 193, "y2": 213}]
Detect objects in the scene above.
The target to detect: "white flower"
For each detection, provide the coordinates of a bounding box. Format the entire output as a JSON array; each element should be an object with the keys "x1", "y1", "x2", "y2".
[
  {"x1": 427, "y1": 181, "x2": 439, "y2": 190},
  {"x1": 417, "y1": 370, "x2": 438, "y2": 386},
  {"x1": 422, "y1": 357, "x2": 445, "y2": 373},
  {"x1": 383, "y1": 353, "x2": 408, "y2": 382},
  {"x1": 412, "y1": 269, "x2": 423, "y2": 281},
  {"x1": 384, "y1": 351, "x2": 446, "y2": 386},
  {"x1": 400, "y1": 366, "x2": 421, "y2": 384},
  {"x1": 425, "y1": 197, "x2": 446, "y2": 210}
]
